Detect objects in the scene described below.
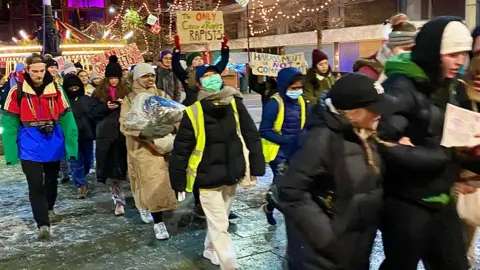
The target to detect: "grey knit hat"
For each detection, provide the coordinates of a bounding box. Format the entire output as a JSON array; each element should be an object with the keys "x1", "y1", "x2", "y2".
[{"x1": 387, "y1": 14, "x2": 417, "y2": 47}]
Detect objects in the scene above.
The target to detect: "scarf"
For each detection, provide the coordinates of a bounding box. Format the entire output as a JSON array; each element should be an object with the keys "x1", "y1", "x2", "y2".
[
  {"x1": 109, "y1": 85, "x2": 117, "y2": 100},
  {"x1": 197, "y1": 86, "x2": 242, "y2": 105}
]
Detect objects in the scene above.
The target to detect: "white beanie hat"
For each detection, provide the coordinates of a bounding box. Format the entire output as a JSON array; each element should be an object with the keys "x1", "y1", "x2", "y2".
[
  {"x1": 63, "y1": 61, "x2": 77, "y2": 75},
  {"x1": 440, "y1": 21, "x2": 473, "y2": 54},
  {"x1": 133, "y1": 63, "x2": 155, "y2": 81}
]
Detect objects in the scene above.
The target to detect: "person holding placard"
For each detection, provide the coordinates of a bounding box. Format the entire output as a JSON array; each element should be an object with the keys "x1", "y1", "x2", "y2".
[{"x1": 377, "y1": 17, "x2": 477, "y2": 269}]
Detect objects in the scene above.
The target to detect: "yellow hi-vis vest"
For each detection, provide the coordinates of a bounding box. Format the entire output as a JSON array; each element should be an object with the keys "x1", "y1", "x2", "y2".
[
  {"x1": 185, "y1": 98, "x2": 241, "y2": 192},
  {"x1": 261, "y1": 94, "x2": 306, "y2": 163}
]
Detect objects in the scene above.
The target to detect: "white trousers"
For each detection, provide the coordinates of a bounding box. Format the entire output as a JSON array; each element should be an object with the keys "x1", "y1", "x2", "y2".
[{"x1": 200, "y1": 185, "x2": 238, "y2": 270}]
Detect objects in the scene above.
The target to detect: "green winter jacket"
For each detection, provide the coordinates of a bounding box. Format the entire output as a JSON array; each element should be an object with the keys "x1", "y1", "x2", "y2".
[
  {"x1": 2, "y1": 83, "x2": 78, "y2": 165},
  {"x1": 303, "y1": 68, "x2": 335, "y2": 105}
]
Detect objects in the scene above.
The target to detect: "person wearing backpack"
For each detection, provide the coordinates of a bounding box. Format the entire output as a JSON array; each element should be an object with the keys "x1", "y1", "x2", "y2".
[
  {"x1": 259, "y1": 67, "x2": 307, "y2": 226},
  {"x1": 1, "y1": 53, "x2": 78, "y2": 241}
]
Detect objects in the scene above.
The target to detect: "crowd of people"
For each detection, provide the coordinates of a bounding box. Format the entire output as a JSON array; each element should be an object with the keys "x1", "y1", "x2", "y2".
[{"x1": 3, "y1": 13, "x2": 480, "y2": 270}]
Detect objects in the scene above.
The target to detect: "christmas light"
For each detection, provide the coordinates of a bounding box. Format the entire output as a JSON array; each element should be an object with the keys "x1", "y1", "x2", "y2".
[
  {"x1": 123, "y1": 31, "x2": 134, "y2": 40},
  {"x1": 19, "y1": 30, "x2": 29, "y2": 40},
  {"x1": 66, "y1": 30, "x2": 71, "y2": 39},
  {"x1": 12, "y1": 37, "x2": 18, "y2": 43},
  {"x1": 103, "y1": 30, "x2": 111, "y2": 39},
  {"x1": 109, "y1": 7, "x2": 115, "y2": 14}
]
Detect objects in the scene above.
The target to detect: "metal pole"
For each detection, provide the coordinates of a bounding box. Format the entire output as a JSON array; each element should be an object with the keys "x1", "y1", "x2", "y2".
[{"x1": 246, "y1": 4, "x2": 251, "y2": 93}]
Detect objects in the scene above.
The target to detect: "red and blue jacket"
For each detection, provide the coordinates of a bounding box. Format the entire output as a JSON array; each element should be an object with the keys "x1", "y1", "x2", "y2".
[{"x1": 1, "y1": 74, "x2": 78, "y2": 165}]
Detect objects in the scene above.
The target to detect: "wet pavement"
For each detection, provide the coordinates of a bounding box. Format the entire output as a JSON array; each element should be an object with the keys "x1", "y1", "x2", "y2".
[{"x1": 0, "y1": 94, "x2": 477, "y2": 269}]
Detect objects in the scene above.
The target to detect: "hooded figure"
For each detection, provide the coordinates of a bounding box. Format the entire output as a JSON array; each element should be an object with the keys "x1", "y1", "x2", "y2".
[
  {"x1": 274, "y1": 74, "x2": 395, "y2": 270},
  {"x1": 63, "y1": 74, "x2": 95, "y2": 198},
  {"x1": 156, "y1": 50, "x2": 183, "y2": 101},
  {"x1": 120, "y1": 63, "x2": 178, "y2": 240},
  {"x1": 303, "y1": 49, "x2": 336, "y2": 104},
  {"x1": 353, "y1": 13, "x2": 417, "y2": 80},
  {"x1": 378, "y1": 16, "x2": 479, "y2": 269},
  {"x1": 259, "y1": 67, "x2": 307, "y2": 226},
  {"x1": 169, "y1": 64, "x2": 264, "y2": 269}
]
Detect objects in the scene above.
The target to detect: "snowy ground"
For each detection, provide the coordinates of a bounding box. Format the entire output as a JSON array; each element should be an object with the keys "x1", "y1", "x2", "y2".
[{"x1": 0, "y1": 94, "x2": 476, "y2": 269}]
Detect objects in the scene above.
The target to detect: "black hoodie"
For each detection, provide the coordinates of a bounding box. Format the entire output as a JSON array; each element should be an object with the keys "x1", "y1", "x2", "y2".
[{"x1": 63, "y1": 74, "x2": 95, "y2": 141}]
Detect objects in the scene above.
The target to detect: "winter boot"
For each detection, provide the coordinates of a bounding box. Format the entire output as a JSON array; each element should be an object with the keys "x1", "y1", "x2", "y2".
[
  {"x1": 229, "y1": 212, "x2": 239, "y2": 219},
  {"x1": 139, "y1": 209, "x2": 153, "y2": 224},
  {"x1": 37, "y1": 226, "x2": 51, "y2": 241},
  {"x1": 263, "y1": 204, "x2": 277, "y2": 225},
  {"x1": 61, "y1": 176, "x2": 70, "y2": 184},
  {"x1": 154, "y1": 222, "x2": 170, "y2": 240},
  {"x1": 193, "y1": 204, "x2": 206, "y2": 219}
]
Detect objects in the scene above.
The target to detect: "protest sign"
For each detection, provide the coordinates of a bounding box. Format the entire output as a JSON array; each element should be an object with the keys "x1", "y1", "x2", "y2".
[
  {"x1": 54, "y1": 56, "x2": 65, "y2": 73},
  {"x1": 235, "y1": 0, "x2": 249, "y2": 7},
  {"x1": 441, "y1": 103, "x2": 480, "y2": 147},
  {"x1": 176, "y1": 11, "x2": 224, "y2": 44},
  {"x1": 91, "y1": 43, "x2": 144, "y2": 75},
  {"x1": 250, "y1": 52, "x2": 307, "y2": 76}
]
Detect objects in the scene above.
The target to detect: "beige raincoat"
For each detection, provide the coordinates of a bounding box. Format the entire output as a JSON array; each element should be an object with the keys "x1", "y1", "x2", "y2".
[{"x1": 120, "y1": 81, "x2": 178, "y2": 212}]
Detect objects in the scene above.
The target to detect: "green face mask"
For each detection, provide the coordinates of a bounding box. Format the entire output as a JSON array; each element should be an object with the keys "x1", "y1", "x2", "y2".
[{"x1": 201, "y1": 74, "x2": 223, "y2": 93}]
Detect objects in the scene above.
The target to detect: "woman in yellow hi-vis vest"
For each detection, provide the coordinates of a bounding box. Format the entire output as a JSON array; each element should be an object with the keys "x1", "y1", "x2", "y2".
[
  {"x1": 259, "y1": 67, "x2": 307, "y2": 226},
  {"x1": 169, "y1": 65, "x2": 265, "y2": 270}
]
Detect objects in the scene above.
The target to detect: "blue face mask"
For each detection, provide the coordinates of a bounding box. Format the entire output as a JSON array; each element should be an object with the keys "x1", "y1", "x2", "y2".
[
  {"x1": 286, "y1": 89, "x2": 303, "y2": 100},
  {"x1": 201, "y1": 74, "x2": 223, "y2": 93}
]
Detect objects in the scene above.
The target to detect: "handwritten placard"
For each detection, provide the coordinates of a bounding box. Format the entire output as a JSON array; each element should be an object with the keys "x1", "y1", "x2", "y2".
[
  {"x1": 91, "y1": 43, "x2": 144, "y2": 75},
  {"x1": 441, "y1": 103, "x2": 480, "y2": 147},
  {"x1": 250, "y1": 52, "x2": 307, "y2": 77},
  {"x1": 176, "y1": 11, "x2": 224, "y2": 44}
]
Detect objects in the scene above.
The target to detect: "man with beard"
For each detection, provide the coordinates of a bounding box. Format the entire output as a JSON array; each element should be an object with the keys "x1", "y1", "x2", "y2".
[{"x1": 1, "y1": 53, "x2": 78, "y2": 240}]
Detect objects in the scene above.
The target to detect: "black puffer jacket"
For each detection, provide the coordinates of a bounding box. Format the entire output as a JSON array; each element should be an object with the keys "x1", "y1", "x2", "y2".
[
  {"x1": 274, "y1": 103, "x2": 383, "y2": 270},
  {"x1": 169, "y1": 93, "x2": 265, "y2": 191},
  {"x1": 378, "y1": 17, "x2": 480, "y2": 206}
]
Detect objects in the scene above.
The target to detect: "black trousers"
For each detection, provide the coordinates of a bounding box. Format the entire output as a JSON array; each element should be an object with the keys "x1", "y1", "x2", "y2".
[
  {"x1": 380, "y1": 198, "x2": 469, "y2": 270},
  {"x1": 193, "y1": 184, "x2": 200, "y2": 206},
  {"x1": 21, "y1": 160, "x2": 60, "y2": 228}
]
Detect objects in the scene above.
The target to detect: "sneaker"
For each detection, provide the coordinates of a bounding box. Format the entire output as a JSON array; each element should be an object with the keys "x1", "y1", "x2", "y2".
[
  {"x1": 139, "y1": 209, "x2": 153, "y2": 224},
  {"x1": 193, "y1": 205, "x2": 205, "y2": 219},
  {"x1": 154, "y1": 222, "x2": 170, "y2": 240},
  {"x1": 61, "y1": 176, "x2": 70, "y2": 184},
  {"x1": 77, "y1": 186, "x2": 88, "y2": 199},
  {"x1": 203, "y1": 249, "x2": 220, "y2": 266},
  {"x1": 37, "y1": 226, "x2": 51, "y2": 241},
  {"x1": 115, "y1": 204, "x2": 125, "y2": 216},
  {"x1": 228, "y1": 212, "x2": 239, "y2": 220},
  {"x1": 263, "y1": 204, "x2": 277, "y2": 226}
]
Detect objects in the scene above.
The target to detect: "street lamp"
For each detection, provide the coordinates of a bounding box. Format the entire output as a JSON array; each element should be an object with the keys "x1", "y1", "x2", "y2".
[
  {"x1": 41, "y1": 0, "x2": 61, "y2": 56},
  {"x1": 123, "y1": 31, "x2": 134, "y2": 40}
]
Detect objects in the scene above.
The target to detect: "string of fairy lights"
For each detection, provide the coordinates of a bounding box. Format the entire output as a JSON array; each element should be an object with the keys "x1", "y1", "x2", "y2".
[{"x1": 76, "y1": 0, "x2": 345, "y2": 49}]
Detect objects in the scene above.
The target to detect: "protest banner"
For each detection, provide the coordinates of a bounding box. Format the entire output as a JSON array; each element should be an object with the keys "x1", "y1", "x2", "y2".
[
  {"x1": 441, "y1": 103, "x2": 480, "y2": 147},
  {"x1": 250, "y1": 52, "x2": 308, "y2": 76},
  {"x1": 91, "y1": 43, "x2": 144, "y2": 75},
  {"x1": 176, "y1": 11, "x2": 224, "y2": 44}
]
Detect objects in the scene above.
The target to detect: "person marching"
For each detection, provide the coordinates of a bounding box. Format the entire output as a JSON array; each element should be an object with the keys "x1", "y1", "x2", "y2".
[
  {"x1": 77, "y1": 70, "x2": 96, "y2": 97},
  {"x1": 120, "y1": 63, "x2": 178, "y2": 240},
  {"x1": 156, "y1": 50, "x2": 183, "y2": 102},
  {"x1": 63, "y1": 74, "x2": 95, "y2": 199},
  {"x1": 88, "y1": 55, "x2": 128, "y2": 216},
  {"x1": 259, "y1": 67, "x2": 307, "y2": 225},
  {"x1": 303, "y1": 49, "x2": 336, "y2": 105},
  {"x1": 2, "y1": 53, "x2": 78, "y2": 240},
  {"x1": 169, "y1": 64, "x2": 264, "y2": 269},
  {"x1": 274, "y1": 74, "x2": 394, "y2": 269}
]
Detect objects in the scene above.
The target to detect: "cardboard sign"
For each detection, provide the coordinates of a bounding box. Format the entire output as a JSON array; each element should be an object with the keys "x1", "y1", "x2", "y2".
[
  {"x1": 91, "y1": 43, "x2": 144, "y2": 75},
  {"x1": 441, "y1": 103, "x2": 480, "y2": 147},
  {"x1": 147, "y1": 15, "x2": 158, "y2": 26},
  {"x1": 176, "y1": 11, "x2": 224, "y2": 44},
  {"x1": 53, "y1": 56, "x2": 65, "y2": 73},
  {"x1": 250, "y1": 52, "x2": 307, "y2": 76}
]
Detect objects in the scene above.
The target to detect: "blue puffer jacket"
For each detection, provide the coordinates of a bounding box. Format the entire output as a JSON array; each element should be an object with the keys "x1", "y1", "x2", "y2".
[{"x1": 260, "y1": 67, "x2": 305, "y2": 159}]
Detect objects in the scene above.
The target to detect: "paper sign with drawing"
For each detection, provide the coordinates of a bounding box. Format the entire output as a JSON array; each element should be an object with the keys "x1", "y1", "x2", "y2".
[
  {"x1": 441, "y1": 104, "x2": 480, "y2": 147},
  {"x1": 250, "y1": 52, "x2": 308, "y2": 77},
  {"x1": 176, "y1": 11, "x2": 224, "y2": 44}
]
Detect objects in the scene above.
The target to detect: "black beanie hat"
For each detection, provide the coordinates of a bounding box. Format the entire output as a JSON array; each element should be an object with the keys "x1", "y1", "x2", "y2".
[
  {"x1": 46, "y1": 58, "x2": 58, "y2": 69},
  {"x1": 105, "y1": 55, "x2": 123, "y2": 78}
]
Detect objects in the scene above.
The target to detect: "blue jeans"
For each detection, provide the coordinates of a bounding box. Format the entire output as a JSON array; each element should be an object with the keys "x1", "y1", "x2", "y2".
[{"x1": 69, "y1": 141, "x2": 94, "y2": 188}]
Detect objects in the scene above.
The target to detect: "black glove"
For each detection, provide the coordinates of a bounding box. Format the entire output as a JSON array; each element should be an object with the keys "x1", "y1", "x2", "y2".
[{"x1": 141, "y1": 125, "x2": 175, "y2": 138}]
